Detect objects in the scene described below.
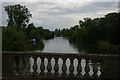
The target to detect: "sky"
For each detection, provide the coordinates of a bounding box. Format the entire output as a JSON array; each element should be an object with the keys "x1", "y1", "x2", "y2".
[{"x1": 1, "y1": 0, "x2": 120, "y2": 31}]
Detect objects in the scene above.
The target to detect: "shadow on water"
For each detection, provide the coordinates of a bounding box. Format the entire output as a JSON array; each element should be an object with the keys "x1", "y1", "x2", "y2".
[
  {"x1": 27, "y1": 37, "x2": 120, "y2": 54},
  {"x1": 69, "y1": 41, "x2": 97, "y2": 54},
  {"x1": 27, "y1": 40, "x2": 44, "y2": 51},
  {"x1": 69, "y1": 40, "x2": 120, "y2": 54}
]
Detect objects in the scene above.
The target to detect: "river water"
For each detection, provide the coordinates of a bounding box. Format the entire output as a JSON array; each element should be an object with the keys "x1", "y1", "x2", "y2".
[{"x1": 36, "y1": 37, "x2": 79, "y2": 54}]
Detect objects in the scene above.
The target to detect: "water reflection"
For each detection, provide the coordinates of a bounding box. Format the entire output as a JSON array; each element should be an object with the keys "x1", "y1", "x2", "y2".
[
  {"x1": 28, "y1": 40, "x2": 44, "y2": 51},
  {"x1": 30, "y1": 36, "x2": 114, "y2": 54},
  {"x1": 70, "y1": 42, "x2": 97, "y2": 54},
  {"x1": 36, "y1": 37, "x2": 79, "y2": 53}
]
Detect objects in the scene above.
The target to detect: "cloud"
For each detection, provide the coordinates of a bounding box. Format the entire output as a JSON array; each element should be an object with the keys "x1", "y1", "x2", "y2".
[
  {"x1": 1, "y1": 0, "x2": 119, "y2": 2},
  {"x1": 0, "y1": 2, "x2": 2, "y2": 26},
  {"x1": 2, "y1": 1, "x2": 118, "y2": 30}
]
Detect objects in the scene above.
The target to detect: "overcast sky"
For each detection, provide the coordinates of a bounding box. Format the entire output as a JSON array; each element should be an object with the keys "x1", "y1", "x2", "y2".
[{"x1": 1, "y1": 0, "x2": 119, "y2": 30}]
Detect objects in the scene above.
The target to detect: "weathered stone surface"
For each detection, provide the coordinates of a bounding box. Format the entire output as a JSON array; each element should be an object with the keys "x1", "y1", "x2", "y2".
[{"x1": 2, "y1": 51, "x2": 120, "y2": 80}]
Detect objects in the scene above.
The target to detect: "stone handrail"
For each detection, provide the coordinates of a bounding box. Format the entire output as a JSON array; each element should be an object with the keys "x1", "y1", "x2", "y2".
[{"x1": 2, "y1": 51, "x2": 120, "y2": 80}]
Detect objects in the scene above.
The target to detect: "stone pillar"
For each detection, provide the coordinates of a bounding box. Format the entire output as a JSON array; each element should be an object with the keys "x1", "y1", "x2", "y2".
[
  {"x1": 30, "y1": 57, "x2": 34, "y2": 74},
  {"x1": 14, "y1": 57, "x2": 20, "y2": 74},
  {"x1": 18, "y1": 56, "x2": 24, "y2": 74},
  {"x1": 24, "y1": 56, "x2": 30, "y2": 75},
  {"x1": 99, "y1": 61, "x2": 103, "y2": 78},
  {"x1": 22, "y1": 56, "x2": 27, "y2": 75},
  {"x1": 13, "y1": 57, "x2": 17, "y2": 74}
]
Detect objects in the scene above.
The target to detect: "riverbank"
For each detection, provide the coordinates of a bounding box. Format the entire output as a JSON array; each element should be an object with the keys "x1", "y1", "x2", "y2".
[{"x1": 97, "y1": 41, "x2": 120, "y2": 54}]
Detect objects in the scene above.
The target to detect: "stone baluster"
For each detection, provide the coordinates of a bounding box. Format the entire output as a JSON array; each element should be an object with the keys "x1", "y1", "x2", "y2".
[
  {"x1": 22, "y1": 57, "x2": 27, "y2": 75},
  {"x1": 36, "y1": 57, "x2": 41, "y2": 74},
  {"x1": 24, "y1": 56, "x2": 31, "y2": 75},
  {"x1": 93, "y1": 60, "x2": 98, "y2": 78},
  {"x1": 33, "y1": 57, "x2": 38, "y2": 74},
  {"x1": 77, "y1": 58, "x2": 82, "y2": 77},
  {"x1": 62, "y1": 58, "x2": 67, "y2": 76},
  {"x1": 97, "y1": 61, "x2": 103, "y2": 78},
  {"x1": 54, "y1": 57, "x2": 59, "y2": 76},
  {"x1": 89, "y1": 60, "x2": 94, "y2": 77},
  {"x1": 85, "y1": 59, "x2": 90, "y2": 77},
  {"x1": 69, "y1": 58, "x2": 74, "y2": 76},
  {"x1": 47, "y1": 57, "x2": 52, "y2": 75},
  {"x1": 18, "y1": 56, "x2": 24, "y2": 74},
  {"x1": 100, "y1": 62, "x2": 103, "y2": 78},
  {"x1": 13, "y1": 57, "x2": 17, "y2": 74},
  {"x1": 14, "y1": 57, "x2": 20, "y2": 74},
  {"x1": 40, "y1": 57, "x2": 45, "y2": 75},
  {"x1": 30, "y1": 57, "x2": 34, "y2": 73}
]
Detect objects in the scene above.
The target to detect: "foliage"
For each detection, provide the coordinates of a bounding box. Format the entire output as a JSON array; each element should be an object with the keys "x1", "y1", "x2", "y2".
[
  {"x1": 3, "y1": 4, "x2": 120, "y2": 53},
  {"x1": 54, "y1": 12, "x2": 120, "y2": 54},
  {"x1": 3, "y1": 4, "x2": 54, "y2": 51},
  {"x1": 59, "y1": 12, "x2": 120, "y2": 46},
  {"x1": 105, "y1": 13, "x2": 120, "y2": 45},
  {"x1": 4, "y1": 4, "x2": 32, "y2": 28},
  {"x1": 26, "y1": 23, "x2": 54, "y2": 40},
  {"x1": 43, "y1": 29, "x2": 54, "y2": 40},
  {"x1": 0, "y1": 27, "x2": 2, "y2": 51},
  {"x1": 54, "y1": 29, "x2": 62, "y2": 37},
  {"x1": 2, "y1": 26, "x2": 28, "y2": 51}
]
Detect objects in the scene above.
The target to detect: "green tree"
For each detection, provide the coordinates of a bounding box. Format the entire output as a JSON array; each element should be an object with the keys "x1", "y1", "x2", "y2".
[
  {"x1": 29, "y1": 29, "x2": 41, "y2": 41},
  {"x1": 44, "y1": 29, "x2": 54, "y2": 39},
  {"x1": 26, "y1": 23, "x2": 36, "y2": 37},
  {"x1": 37, "y1": 27, "x2": 44, "y2": 38},
  {"x1": 83, "y1": 17, "x2": 92, "y2": 28},
  {"x1": 2, "y1": 26, "x2": 28, "y2": 51},
  {"x1": 54, "y1": 29, "x2": 61, "y2": 37},
  {"x1": 105, "y1": 13, "x2": 120, "y2": 44},
  {"x1": 4, "y1": 4, "x2": 32, "y2": 28},
  {"x1": 79, "y1": 20, "x2": 84, "y2": 28}
]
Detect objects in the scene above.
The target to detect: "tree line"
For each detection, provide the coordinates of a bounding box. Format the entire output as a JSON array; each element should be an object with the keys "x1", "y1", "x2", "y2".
[
  {"x1": 2, "y1": 4, "x2": 120, "y2": 53},
  {"x1": 54, "y1": 12, "x2": 120, "y2": 53},
  {"x1": 58, "y1": 12, "x2": 120, "y2": 44}
]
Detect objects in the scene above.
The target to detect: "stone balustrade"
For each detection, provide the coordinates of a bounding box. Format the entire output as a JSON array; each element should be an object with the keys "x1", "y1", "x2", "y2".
[{"x1": 2, "y1": 51, "x2": 120, "y2": 80}]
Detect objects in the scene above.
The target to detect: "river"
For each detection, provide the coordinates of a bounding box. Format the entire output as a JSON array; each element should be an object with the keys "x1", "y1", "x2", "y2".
[{"x1": 36, "y1": 37, "x2": 79, "y2": 54}]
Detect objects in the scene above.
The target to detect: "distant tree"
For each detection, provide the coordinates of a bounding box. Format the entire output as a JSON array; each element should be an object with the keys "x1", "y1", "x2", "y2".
[
  {"x1": 37, "y1": 27, "x2": 44, "y2": 38},
  {"x1": 29, "y1": 29, "x2": 41, "y2": 41},
  {"x1": 83, "y1": 17, "x2": 92, "y2": 28},
  {"x1": 54, "y1": 28, "x2": 61, "y2": 37},
  {"x1": 26, "y1": 23, "x2": 35, "y2": 36},
  {"x1": 44, "y1": 29, "x2": 54, "y2": 39},
  {"x1": 70, "y1": 25, "x2": 79, "y2": 30},
  {"x1": 79, "y1": 20, "x2": 84, "y2": 28},
  {"x1": 4, "y1": 4, "x2": 32, "y2": 28},
  {"x1": 61, "y1": 28, "x2": 70, "y2": 37}
]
